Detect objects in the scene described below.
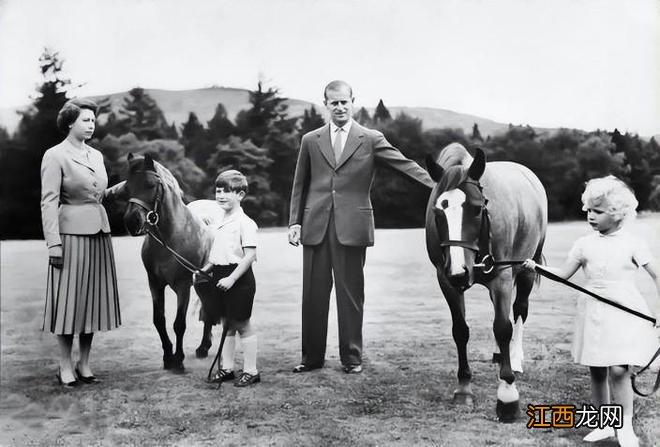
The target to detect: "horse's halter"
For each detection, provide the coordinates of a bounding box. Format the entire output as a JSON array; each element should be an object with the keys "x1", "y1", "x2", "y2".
[
  {"x1": 127, "y1": 170, "x2": 164, "y2": 228},
  {"x1": 435, "y1": 179, "x2": 493, "y2": 277}
]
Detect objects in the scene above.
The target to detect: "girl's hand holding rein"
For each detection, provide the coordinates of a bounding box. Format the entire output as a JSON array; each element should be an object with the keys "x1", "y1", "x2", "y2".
[{"x1": 522, "y1": 259, "x2": 537, "y2": 271}]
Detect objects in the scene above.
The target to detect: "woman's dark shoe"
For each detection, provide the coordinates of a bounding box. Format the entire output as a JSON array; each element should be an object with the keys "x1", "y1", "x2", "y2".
[
  {"x1": 74, "y1": 364, "x2": 100, "y2": 384},
  {"x1": 208, "y1": 368, "x2": 235, "y2": 384},
  {"x1": 235, "y1": 372, "x2": 261, "y2": 387},
  {"x1": 56, "y1": 369, "x2": 79, "y2": 388}
]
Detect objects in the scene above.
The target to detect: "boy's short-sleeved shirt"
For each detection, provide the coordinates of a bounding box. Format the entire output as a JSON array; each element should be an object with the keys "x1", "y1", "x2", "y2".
[{"x1": 208, "y1": 207, "x2": 258, "y2": 266}]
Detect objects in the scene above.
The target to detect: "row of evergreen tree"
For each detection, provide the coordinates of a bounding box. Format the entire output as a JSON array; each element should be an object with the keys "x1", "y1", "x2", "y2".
[{"x1": 2, "y1": 49, "x2": 660, "y2": 240}]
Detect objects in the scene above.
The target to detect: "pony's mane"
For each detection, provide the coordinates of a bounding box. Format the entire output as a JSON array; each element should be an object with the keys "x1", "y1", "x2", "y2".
[
  {"x1": 436, "y1": 143, "x2": 473, "y2": 170},
  {"x1": 153, "y1": 161, "x2": 184, "y2": 199}
]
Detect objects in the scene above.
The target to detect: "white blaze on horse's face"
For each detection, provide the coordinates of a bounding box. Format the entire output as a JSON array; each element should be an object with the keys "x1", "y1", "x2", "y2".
[{"x1": 435, "y1": 188, "x2": 467, "y2": 276}]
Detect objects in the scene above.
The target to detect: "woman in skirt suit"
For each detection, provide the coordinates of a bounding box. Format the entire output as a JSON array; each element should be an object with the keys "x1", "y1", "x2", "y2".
[{"x1": 41, "y1": 98, "x2": 124, "y2": 387}]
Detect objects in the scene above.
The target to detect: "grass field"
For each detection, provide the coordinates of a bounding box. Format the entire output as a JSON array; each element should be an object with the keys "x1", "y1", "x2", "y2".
[{"x1": 1, "y1": 216, "x2": 659, "y2": 446}]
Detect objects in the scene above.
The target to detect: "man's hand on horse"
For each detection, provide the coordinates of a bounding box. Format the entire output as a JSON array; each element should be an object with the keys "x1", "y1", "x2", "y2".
[
  {"x1": 216, "y1": 277, "x2": 236, "y2": 291},
  {"x1": 288, "y1": 224, "x2": 301, "y2": 246},
  {"x1": 522, "y1": 259, "x2": 537, "y2": 271}
]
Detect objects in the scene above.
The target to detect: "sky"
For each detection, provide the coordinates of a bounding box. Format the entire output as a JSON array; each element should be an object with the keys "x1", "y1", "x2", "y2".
[{"x1": 0, "y1": 0, "x2": 658, "y2": 135}]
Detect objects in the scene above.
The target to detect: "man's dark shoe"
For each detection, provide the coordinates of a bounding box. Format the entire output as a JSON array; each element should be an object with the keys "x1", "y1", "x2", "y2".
[
  {"x1": 235, "y1": 372, "x2": 261, "y2": 387},
  {"x1": 292, "y1": 363, "x2": 323, "y2": 373},
  {"x1": 208, "y1": 368, "x2": 235, "y2": 383},
  {"x1": 343, "y1": 364, "x2": 363, "y2": 374}
]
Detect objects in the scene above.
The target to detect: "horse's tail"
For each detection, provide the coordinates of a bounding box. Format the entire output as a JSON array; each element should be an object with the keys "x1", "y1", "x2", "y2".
[{"x1": 532, "y1": 241, "x2": 545, "y2": 288}]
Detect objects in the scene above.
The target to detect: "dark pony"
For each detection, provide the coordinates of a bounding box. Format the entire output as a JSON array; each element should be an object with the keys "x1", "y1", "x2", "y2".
[
  {"x1": 425, "y1": 143, "x2": 547, "y2": 421},
  {"x1": 123, "y1": 153, "x2": 216, "y2": 372}
]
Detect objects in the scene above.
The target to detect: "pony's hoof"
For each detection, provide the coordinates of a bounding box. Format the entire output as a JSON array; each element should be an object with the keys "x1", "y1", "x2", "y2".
[
  {"x1": 496, "y1": 399, "x2": 519, "y2": 423},
  {"x1": 170, "y1": 364, "x2": 186, "y2": 375},
  {"x1": 169, "y1": 354, "x2": 185, "y2": 374},
  {"x1": 195, "y1": 345, "x2": 210, "y2": 359},
  {"x1": 452, "y1": 391, "x2": 475, "y2": 406},
  {"x1": 163, "y1": 353, "x2": 174, "y2": 370}
]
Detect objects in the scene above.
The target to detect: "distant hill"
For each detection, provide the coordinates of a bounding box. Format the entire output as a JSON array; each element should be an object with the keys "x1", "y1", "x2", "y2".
[
  {"x1": 88, "y1": 87, "x2": 318, "y2": 132},
  {"x1": 0, "y1": 86, "x2": 541, "y2": 138}
]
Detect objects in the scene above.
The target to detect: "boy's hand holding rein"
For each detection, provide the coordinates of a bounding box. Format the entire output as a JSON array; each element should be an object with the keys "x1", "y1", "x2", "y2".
[{"x1": 216, "y1": 277, "x2": 236, "y2": 291}]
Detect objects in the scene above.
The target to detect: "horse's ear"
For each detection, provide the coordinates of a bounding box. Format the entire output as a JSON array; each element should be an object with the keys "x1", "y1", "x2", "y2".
[
  {"x1": 426, "y1": 154, "x2": 444, "y2": 182},
  {"x1": 467, "y1": 148, "x2": 486, "y2": 180},
  {"x1": 144, "y1": 153, "x2": 155, "y2": 171}
]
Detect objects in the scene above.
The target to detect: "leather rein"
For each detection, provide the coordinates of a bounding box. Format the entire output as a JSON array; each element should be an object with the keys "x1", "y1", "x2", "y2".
[{"x1": 127, "y1": 173, "x2": 212, "y2": 280}]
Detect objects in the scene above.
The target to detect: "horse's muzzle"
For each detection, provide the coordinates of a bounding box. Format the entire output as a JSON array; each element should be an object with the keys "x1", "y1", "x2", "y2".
[{"x1": 124, "y1": 206, "x2": 148, "y2": 236}]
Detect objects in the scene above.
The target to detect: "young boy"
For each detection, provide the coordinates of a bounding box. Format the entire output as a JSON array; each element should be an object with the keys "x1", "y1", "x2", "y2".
[{"x1": 194, "y1": 170, "x2": 260, "y2": 387}]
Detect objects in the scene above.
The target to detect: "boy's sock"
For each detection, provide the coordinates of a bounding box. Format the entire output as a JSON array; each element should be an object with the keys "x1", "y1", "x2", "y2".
[
  {"x1": 241, "y1": 334, "x2": 258, "y2": 375},
  {"x1": 220, "y1": 335, "x2": 236, "y2": 371}
]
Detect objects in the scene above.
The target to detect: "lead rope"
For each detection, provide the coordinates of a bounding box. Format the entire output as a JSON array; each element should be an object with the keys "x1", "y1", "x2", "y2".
[
  {"x1": 207, "y1": 323, "x2": 229, "y2": 387},
  {"x1": 144, "y1": 226, "x2": 213, "y2": 280},
  {"x1": 474, "y1": 257, "x2": 659, "y2": 396},
  {"x1": 532, "y1": 264, "x2": 659, "y2": 397}
]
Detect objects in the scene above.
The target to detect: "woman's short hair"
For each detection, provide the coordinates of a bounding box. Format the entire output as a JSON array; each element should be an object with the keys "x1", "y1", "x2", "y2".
[
  {"x1": 215, "y1": 170, "x2": 248, "y2": 193},
  {"x1": 56, "y1": 98, "x2": 99, "y2": 134},
  {"x1": 581, "y1": 175, "x2": 638, "y2": 222}
]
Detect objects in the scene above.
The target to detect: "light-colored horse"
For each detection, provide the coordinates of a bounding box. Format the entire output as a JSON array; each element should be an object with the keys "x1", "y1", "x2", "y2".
[{"x1": 425, "y1": 143, "x2": 547, "y2": 421}]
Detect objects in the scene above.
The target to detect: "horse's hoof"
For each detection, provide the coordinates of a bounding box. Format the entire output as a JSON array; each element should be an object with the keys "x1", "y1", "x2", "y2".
[
  {"x1": 452, "y1": 391, "x2": 475, "y2": 406},
  {"x1": 170, "y1": 364, "x2": 186, "y2": 375},
  {"x1": 496, "y1": 399, "x2": 519, "y2": 423},
  {"x1": 195, "y1": 346, "x2": 209, "y2": 359},
  {"x1": 163, "y1": 354, "x2": 174, "y2": 370}
]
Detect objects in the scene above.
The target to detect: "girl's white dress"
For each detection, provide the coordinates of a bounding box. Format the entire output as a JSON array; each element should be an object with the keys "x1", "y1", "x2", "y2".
[{"x1": 568, "y1": 229, "x2": 659, "y2": 366}]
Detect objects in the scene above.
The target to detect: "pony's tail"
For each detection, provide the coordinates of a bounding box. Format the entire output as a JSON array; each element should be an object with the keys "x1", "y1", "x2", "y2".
[{"x1": 532, "y1": 243, "x2": 545, "y2": 288}]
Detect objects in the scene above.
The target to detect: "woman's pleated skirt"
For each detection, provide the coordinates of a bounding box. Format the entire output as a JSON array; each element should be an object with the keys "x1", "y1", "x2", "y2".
[{"x1": 43, "y1": 232, "x2": 121, "y2": 335}]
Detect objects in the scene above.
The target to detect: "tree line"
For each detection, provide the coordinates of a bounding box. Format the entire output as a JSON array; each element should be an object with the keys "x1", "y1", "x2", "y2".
[{"x1": 2, "y1": 49, "x2": 659, "y2": 239}]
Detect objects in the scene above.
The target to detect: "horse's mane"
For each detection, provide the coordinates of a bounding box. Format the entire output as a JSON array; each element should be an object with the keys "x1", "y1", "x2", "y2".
[
  {"x1": 437, "y1": 166, "x2": 468, "y2": 192},
  {"x1": 153, "y1": 161, "x2": 184, "y2": 200},
  {"x1": 435, "y1": 143, "x2": 473, "y2": 170}
]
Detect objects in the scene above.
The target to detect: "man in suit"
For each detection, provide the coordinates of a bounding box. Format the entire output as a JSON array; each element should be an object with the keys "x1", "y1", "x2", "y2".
[{"x1": 288, "y1": 80, "x2": 435, "y2": 374}]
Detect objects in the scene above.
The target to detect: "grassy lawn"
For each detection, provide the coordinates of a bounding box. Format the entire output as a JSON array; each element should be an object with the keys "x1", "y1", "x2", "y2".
[{"x1": 1, "y1": 216, "x2": 659, "y2": 446}]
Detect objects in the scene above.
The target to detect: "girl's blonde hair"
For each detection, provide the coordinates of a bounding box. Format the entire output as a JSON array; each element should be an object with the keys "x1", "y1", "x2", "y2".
[{"x1": 581, "y1": 175, "x2": 638, "y2": 222}]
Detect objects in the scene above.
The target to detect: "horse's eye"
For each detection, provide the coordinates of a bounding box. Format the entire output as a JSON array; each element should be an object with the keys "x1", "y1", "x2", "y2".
[{"x1": 441, "y1": 199, "x2": 449, "y2": 209}]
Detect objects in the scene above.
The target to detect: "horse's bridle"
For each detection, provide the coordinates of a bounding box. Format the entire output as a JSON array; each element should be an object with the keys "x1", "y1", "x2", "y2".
[
  {"x1": 435, "y1": 179, "x2": 493, "y2": 274},
  {"x1": 127, "y1": 171, "x2": 164, "y2": 228},
  {"x1": 126, "y1": 170, "x2": 211, "y2": 279}
]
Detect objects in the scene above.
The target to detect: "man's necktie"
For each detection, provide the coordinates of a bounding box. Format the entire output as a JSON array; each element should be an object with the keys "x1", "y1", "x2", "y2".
[{"x1": 333, "y1": 128, "x2": 343, "y2": 163}]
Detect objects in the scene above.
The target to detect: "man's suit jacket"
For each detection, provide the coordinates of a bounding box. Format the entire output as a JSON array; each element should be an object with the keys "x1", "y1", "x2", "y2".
[
  {"x1": 289, "y1": 121, "x2": 435, "y2": 247},
  {"x1": 40, "y1": 141, "x2": 122, "y2": 249}
]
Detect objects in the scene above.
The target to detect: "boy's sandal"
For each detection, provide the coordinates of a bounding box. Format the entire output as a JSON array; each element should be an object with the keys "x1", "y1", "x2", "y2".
[
  {"x1": 234, "y1": 372, "x2": 261, "y2": 387},
  {"x1": 208, "y1": 368, "x2": 235, "y2": 383}
]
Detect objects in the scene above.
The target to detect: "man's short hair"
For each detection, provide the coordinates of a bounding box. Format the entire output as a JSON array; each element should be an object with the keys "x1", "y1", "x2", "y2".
[
  {"x1": 56, "y1": 98, "x2": 99, "y2": 134},
  {"x1": 323, "y1": 80, "x2": 353, "y2": 100},
  {"x1": 215, "y1": 169, "x2": 248, "y2": 193}
]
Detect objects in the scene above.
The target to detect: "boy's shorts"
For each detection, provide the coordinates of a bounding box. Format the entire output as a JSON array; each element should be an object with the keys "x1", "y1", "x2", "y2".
[{"x1": 194, "y1": 264, "x2": 255, "y2": 323}]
